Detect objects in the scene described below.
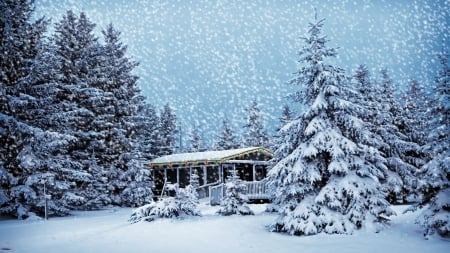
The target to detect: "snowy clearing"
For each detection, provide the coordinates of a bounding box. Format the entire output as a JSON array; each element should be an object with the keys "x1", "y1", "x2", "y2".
[{"x1": 0, "y1": 203, "x2": 448, "y2": 253}]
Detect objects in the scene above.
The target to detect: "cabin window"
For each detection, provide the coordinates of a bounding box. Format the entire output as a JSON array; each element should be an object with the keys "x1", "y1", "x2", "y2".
[{"x1": 207, "y1": 166, "x2": 220, "y2": 184}]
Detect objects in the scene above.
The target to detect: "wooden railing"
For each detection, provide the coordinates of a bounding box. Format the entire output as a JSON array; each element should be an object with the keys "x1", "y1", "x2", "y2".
[
  {"x1": 243, "y1": 180, "x2": 270, "y2": 200},
  {"x1": 209, "y1": 179, "x2": 270, "y2": 205}
]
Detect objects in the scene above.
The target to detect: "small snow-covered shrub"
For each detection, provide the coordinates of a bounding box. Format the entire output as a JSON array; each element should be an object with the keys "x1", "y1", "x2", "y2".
[
  {"x1": 416, "y1": 188, "x2": 450, "y2": 239},
  {"x1": 216, "y1": 171, "x2": 254, "y2": 216},
  {"x1": 129, "y1": 184, "x2": 200, "y2": 223}
]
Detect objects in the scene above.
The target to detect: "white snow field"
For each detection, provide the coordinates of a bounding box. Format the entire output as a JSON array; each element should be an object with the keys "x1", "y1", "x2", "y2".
[{"x1": 0, "y1": 203, "x2": 448, "y2": 253}]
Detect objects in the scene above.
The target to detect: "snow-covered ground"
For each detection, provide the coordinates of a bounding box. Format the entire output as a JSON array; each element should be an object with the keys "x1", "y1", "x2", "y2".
[{"x1": 0, "y1": 202, "x2": 448, "y2": 253}]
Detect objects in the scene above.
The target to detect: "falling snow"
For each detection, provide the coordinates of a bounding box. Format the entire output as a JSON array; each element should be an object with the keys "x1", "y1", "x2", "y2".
[{"x1": 33, "y1": 0, "x2": 449, "y2": 145}]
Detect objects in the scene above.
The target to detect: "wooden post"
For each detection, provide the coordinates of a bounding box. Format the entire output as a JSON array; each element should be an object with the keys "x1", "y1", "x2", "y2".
[
  {"x1": 203, "y1": 165, "x2": 207, "y2": 185},
  {"x1": 219, "y1": 164, "x2": 223, "y2": 183},
  {"x1": 252, "y1": 163, "x2": 256, "y2": 181},
  {"x1": 176, "y1": 167, "x2": 180, "y2": 185}
]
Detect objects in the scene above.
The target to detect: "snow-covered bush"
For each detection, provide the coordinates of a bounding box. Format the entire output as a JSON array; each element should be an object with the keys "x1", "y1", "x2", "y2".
[
  {"x1": 216, "y1": 171, "x2": 254, "y2": 216},
  {"x1": 416, "y1": 189, "x2": 450, "y2": 238},
  {"x1": 129, "y1": 184, "x2": 200, "y2": 223}
]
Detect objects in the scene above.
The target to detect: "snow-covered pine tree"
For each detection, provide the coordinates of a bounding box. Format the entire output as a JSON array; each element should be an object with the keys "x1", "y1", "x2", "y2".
[
  {"x1": 268, "y1": 17, "x2": 393, "y2": 236},
  {"x1": 400, "y1": 79, "x2": 429, "y2": 147},
  {"x1": 217, "y1": 170, "x2": 254, "y2": 216},
  {"x1": 412, "y1": 52, "x2": 449, "y2": 238},
  {"x1": 0, "y1": 0, "x2": 89, "y2": 218},
  {"x1": 158, "y1": 103, "x2": 177, "y2": 156},
  {"x1": 0, "y1": 0, "x2": 48, "y2": 216},
  {"x1": 278, "y1": 105, "x2": 294, "y2": 131},
  {"x1": 96, "y1": 23, "x2": 152, "y2": 206},
  {"x1": 121, "y1": 158, "x2": 153, "y2": 207},
  {"x1": 0, "y1": 0, "x2": 47, "y2": 182},
  {"x1": 215, "y1": 117, "x2": 239, "y2": 150},
  {"x1": 0, "y1": 0, "x2": 47, "y2": 91},
  {"x1": 49, "y1": 10, "x2": 117, "y2": 210},
  {"x1": 376, "y1": 69, "x2": 422, "y2": 203},
  {"x1": 188, "y1": 124, "x2": 203, "y2": 152},
  {"x1": 243, "y1": 101, "x2": 270, "y2": 148},
  {"x1": 132, "y1": 103, "x2": 160, "y2": 161}
]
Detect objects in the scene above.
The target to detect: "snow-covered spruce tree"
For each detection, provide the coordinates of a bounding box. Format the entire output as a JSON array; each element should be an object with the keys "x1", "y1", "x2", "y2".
[
  {"x1": 0, "y1": 0, "x2": 47, "y2": 91},
  {"x1": 243, "y1": 101, "x2": 270, "y2": 148},
  {"x1": 0, "y1": 0, "x2": 47, "y2": 189},
  {"x1": 120, "y1": 158, "x2": 154, "y2": 207},
  {"x1": 400, "y1": 79, "x2": 429, "y2": 147},
  {"x1": 217, "y1": 170, "x2": 254, "y2": 216},
  {"x1": 128, "y1": 183, "x2": 201, "y2": 223},
  {"x1": 132, "y1": 103, "x2": 160, "y2": 161},
  {"x1": 96, "y1": 23, "x2": 155, "y2": 206},
  {"x1": 278, "y1": 105, "x2": 294, "y2": 132},
  {"x1": 214, "y1": 117, "x2": 239, "y2": 150},
  {"x1": 268, "y1": 17, "x2": 393, "y2": 236},
  {"x1": 0, "y1": 113, "x2": 90, "y2": 218},
  {"x1": 0, "y1": 1, "x2": 88, "y2": 218},
  {"x1": 266, "y1": 105, "x2": 294, "y2": 212},
  {"x1": 188, "y1": 124, "x2": 203, "y2": 152},
  {"x1": 376, "y1": 69, "x2": 422, "y2": 203},
  {"x1": 157, "y1": 103, "x2": 177, "y2": 156},
  {"x1": 411, "y1": 52, "x2": 449, "y2": 238},
  {"x1": 48, "y1": 10, "x2": 117, "y2": 210}
]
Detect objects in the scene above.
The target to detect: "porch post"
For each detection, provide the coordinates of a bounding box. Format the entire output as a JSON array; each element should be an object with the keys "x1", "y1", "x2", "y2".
[
  {"x1": 176, "y1": 167, "x2": 180, "y2": 185},
  {"x1": 252, "y1": 162, "x2": 256, "y2": 181},
  {"x1": 164, "y1": 168, "x2": 167, "y2": 182},
  {"x1": 233, "y1": 163, "x2": 236, "y2": 180},
  {"x1": 219, "y1": 163, "x2": 223, "y2": 183},
  {"x1": 203, "y1": 165, "x2": 207, "y2": 185}
]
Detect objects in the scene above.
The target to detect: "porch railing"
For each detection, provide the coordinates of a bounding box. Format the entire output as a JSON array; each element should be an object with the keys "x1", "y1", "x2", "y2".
[{"x1": 209, "y1": 179, "x2": 270, "y2": 205}]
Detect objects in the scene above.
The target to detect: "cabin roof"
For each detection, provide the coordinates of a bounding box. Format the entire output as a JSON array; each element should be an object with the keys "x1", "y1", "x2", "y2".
[{"x1": 150, "y1": 147, "x2": 273, "y2": 166}]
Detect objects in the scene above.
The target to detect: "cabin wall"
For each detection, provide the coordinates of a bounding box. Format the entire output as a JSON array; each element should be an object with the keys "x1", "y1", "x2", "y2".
[{"x1": 151, "y1": 162, "x2": 268, "y2": 197}]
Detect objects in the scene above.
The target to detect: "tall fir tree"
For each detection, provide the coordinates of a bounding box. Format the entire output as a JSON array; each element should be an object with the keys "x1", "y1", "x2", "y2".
[
  {"x1": 278, "y1": 105, "x2": 294, "y2": 131},
  {"x1": 400, "y1": 79, "x2": 429, "y2": 147},
  {"x1": 215, "y1": 117, "x2": 239, "y2": 150},
  {"x1": 0, "y1": 0, "x2": 83, "y2": 218},
  {"x1": 188, "y1": 124, "x2": 203, "y2": 152},
  {"x1": 243, "y1": 101, "x2": 270, "y2": 148},
  {"x1": 268, "y1": 17, "x2": 393, "y2": 236},
  {"x1": 377, "y1": 69, "x2": 422, "y2": 203},
  {"x1": 412, "y1": 52, "x2": 449, "y2": 238},
  {"x1": 158, "y1": 103, "x2": 177, "y2": 156}
]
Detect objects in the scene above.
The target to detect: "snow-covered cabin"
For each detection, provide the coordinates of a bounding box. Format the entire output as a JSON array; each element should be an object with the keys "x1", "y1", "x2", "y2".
[{"x1": 149, "y1": 147, "x2": 273, "y2": 203}]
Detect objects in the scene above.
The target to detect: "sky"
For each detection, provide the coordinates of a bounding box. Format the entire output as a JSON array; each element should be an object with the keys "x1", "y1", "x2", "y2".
[{"x1": 34, "y1": 0, "x2": 449, "y2": 148}]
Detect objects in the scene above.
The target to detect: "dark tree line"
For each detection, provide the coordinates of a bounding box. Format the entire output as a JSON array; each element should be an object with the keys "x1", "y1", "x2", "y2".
[{"x1": 0, "y1": 1, "x2": 177, "y2": 218}]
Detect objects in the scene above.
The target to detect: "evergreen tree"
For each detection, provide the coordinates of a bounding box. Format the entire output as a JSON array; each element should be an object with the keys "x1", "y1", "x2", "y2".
[
  {"x1": 188, "y1": 125, "x2": 203, "y2": 152},
  {"x1": 243, "y1": 101, "x2": 269, "y2": 148},
  {"x1": 0, "y1": 0, "x2": 47, "y2": 92},
  {"x1": 278, "y1": 105, "x2": 294, "y2": 131},
  {"x1": 377, "y1": 69, "x2": 422, "y2": 203},
  {"x1": 268, "y1": 17, "x2": 393, "y2": 236},
  {"x1": 215, "y1": 117, "x2": 239, "y2": 150},
  {"x1": 0, "y1": 0, "x2": 48, "y2": 205},
  {"x1": 132, "y1": 103, "x2": 160, "y2": 160},
  {"x1": 400, "y1": 79, "x2": 429, "y2": 147},
  {"x1": 216, "y1": 170, "x2": 254, "y2": 216},
  {"x1": 0, "y1": 0, "x2": 87, "y2": 218},
  {"x1": 158, "y1": 103, "x2": 177, "y2": 156},
  {"x1": 412, "y1": 52, "x2": 449, "y2": 238}
]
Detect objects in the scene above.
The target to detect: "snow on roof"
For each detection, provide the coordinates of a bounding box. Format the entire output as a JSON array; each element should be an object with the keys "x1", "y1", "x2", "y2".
[{"x1": 151, "y1": 147, "x2": 272, "y2": 165}]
